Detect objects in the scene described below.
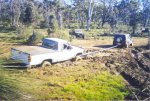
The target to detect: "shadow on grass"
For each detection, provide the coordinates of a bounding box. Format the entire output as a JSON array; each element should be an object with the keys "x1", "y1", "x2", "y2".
[
  {"x1": 94, "y1": 45, "x2": 114, "y2": 48},
  {"x1": 0, "y1": 26, "x2": 16, "y2": 33}
]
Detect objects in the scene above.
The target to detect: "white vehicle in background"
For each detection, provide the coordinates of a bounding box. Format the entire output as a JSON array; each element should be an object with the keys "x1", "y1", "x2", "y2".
[{"x1": 11, "y1": 38, "x2": 84, "y2": 67}]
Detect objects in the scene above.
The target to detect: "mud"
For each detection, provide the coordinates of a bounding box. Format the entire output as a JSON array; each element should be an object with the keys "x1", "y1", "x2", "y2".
[
  {"x1": 52, "y1": 47, "x2": 150, "y2": 100},
  {"x1": 53, "y1": 47, "x2": 149, "y2": 100},
  {"x1": 88, "y1": 47, "x2": 150, "y2": 100}
]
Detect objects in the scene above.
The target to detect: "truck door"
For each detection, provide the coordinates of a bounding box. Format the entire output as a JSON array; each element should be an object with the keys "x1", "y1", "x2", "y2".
[{"x1": 58, "y1": 44, "x2": 75, "y2": 61}]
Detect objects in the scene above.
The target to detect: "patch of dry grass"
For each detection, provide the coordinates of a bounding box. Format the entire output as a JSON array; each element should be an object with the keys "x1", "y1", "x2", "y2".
[
  {"x1": 71, "y1": 37, "x2": 113, "y2": 49},
  {"x1": 132, "y1": 37, "x2": 148, "y2": 47},
  {"x1": 71, "y1": 37, "x2": 148, "y2": 48}
]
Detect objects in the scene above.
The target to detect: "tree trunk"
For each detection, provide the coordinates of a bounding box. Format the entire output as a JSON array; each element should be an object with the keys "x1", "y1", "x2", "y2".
[
  {"x1": 143, "y1": 17, "x2": 149, "y2": 27},
  {"x1": 86, "y1": 0, "x2": 94, "y2": 31},
  {"x1": 132, "y1": 26, "x2": 136, "y2": 35},
  {"x1": 56, "y1": 10, "x2": 63, "y2": 29},
  {"x1": 101, "y1": 19, "x2": 106, "y2": 28}
]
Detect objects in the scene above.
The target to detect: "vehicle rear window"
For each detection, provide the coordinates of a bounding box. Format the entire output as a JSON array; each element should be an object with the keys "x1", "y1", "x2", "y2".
[
  {"x1": 42, "y1": 39, "x2": 58, "y2": 50},
  {"x1": 114, "y1": 35, "x2": 126, "y2": 44}
]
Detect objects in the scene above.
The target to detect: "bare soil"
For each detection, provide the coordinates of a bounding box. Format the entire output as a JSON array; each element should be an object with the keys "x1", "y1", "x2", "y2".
[{"x1": 72, "y1": 37, "x2": 150, "y2": 100}]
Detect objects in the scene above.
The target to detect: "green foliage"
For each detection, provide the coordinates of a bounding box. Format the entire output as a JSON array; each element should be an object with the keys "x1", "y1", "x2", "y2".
[
  {"x1": 40, "y1": 21, "x2": 48, "y2": 28},
  {"x1": 21, "y1": 2, "x2": 35, "y2": 25},
  {"x1": 63, "y1": 72, "x2": 128, "y2": 100},
  {"x1": 69, "y1": 23, "x2": 80, "y2": 29},
  {"x1": 40, "y1": 14, "x2": 58, "y2": 31},
  {"x1": 0, "y1": 26, "x2": 16, "y2": 33},
  {"x1": 47, "y1": 28, "x2": 53, "y2": 36},
  {"x1": 27, "y1": 31, "x2": 44, "y2": 45},
  {"x1": 16, "y1": 25, "x2": 26, "y2": 39},
  {"x1": 129, "y1": 13, "x2": 139, "y2": 34},
  {"x1": 50, "y1": 15, "x2": 59, "y2": 31},
  {"x1": 49, "y1": 29, "x2": 70, "y2": 40}
]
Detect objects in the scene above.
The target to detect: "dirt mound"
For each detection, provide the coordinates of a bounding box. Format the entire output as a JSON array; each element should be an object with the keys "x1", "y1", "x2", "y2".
[
  {"x1": 91, "y1": 47, "x2": 150, "y2": 100},
  {"x1": 76, "y1": 47, "x2": 150, "y2": 100}
]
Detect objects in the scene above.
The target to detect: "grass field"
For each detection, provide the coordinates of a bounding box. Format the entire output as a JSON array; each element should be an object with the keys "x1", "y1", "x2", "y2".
[
  {"x1": 0, "y1": 58, "x2": 129, "y2": 100},
  {"x1": 0, "y1": 28, "x2": 148, "y2": 100}
]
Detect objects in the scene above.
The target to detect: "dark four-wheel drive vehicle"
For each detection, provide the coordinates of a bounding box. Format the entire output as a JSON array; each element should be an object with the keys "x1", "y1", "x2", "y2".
[
  {"x1": 113, "y1": 34, "x2": 133, "y2": 48},
  {"x1": 69, "y1": 29, "x2": 85, "y2": 39}
]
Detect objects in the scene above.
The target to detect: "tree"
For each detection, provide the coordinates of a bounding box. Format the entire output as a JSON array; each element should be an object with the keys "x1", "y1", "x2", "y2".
[
  {"x1": 10, "y1": 0, "x2": 21, "y2": 27},
  {"x1": 43, "y1": 0, "x2": 52, "y2": 28},
  {"x1": 117, "y1": 0, "x2": 140, "y2": 34},
  {"x1": 86, "y1": 0, "x2": 95, "y2": 30},
  {"x1": 99, "y1": 0, "x2": 117, "y2": 27},
  {"x1": 117, "y1": 0, "x2": 131, "y2": 25},
  {"x1": 55, "y1": 0, "x2": 64, "y2": 29},
  {"x1": 21, "y1": 0, "x2": 36, "y2": 25},
  {"x1": 128, "y1": 0, "x2": 140, "y2": 34},
  {"x1": 42, "y1": 0, "x2": 59, "y2": 29},
  {"x1": 141, "y1": 0, "x2": 150, "y2": 27},
  {"x1": 72, "y1": 0, "x2": 87, "y2": 28},
  {"x1": 0, "y1": 0, "x2": 11, "y2": 25}
]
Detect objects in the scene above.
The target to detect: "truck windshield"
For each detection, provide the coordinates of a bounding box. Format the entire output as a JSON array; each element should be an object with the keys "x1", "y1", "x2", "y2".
[{"x1": 42, "y1": 39, "x2": 58, "y2": 50}]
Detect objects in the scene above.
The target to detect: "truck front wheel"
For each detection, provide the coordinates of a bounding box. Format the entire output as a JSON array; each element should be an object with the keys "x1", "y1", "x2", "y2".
[
  {"x1": 71, "y1": 53, "x2": 82, "y2": 61},
  {"x1": 41, "y1": 61, "x2": 51, "y2": 68}
]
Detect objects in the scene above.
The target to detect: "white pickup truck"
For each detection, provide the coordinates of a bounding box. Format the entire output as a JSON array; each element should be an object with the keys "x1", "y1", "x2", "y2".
[{"x1": 11, "y1": 38, "x2": 84, "y2": 67}]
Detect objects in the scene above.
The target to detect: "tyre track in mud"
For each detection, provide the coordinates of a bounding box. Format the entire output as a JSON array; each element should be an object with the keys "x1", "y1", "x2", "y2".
[
  {"x1": 53, "y1": 47, "x2": 150, "y2": 100},
  {"x1": 59, "y1": 47, "x2": 149, "y2": 100},
  {"x1": 87, "y1": 47, "x2": 150, "y2": 100}
]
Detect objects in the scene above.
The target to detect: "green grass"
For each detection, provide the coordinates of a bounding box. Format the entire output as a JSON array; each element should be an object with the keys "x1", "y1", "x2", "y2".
[
  {"x1": 0, "y1": 73, "x2": 21, "y2": 100},
  {"x1": 63, "y1": 72, "x2": 128, "y2": 100},
  {"x1": 0, "y1": 28, "x2": 70, "y2": 43},
  {"x1": 0, "y1": 57, "x2": 129, "y2": 100},
  {"x1": 0, "y1": 61, "x2": 21, "y2": 100}
]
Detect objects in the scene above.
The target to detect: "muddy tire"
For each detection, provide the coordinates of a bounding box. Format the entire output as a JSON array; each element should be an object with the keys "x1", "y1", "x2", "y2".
[
  {"x1": 72, "y1": 57, "x2": 81, "y2": 61},
  {"x1": 74, "y1": 56, "x2": 82, "y2": 61},
  {"x1": 71, "y1": 54, "x2": 82, "y2": 62},
  {"x1": 41, "y1": 61, "x2": 51, "y2": 68}
]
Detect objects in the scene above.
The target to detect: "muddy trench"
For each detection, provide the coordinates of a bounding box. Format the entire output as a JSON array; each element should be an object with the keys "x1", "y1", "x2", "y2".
[
  {"x1": 100, "y1": 47, "x2": 150, "y2": 100},
  {"x1": 80, "y1": 47, "x2": 149, "y2": 100}
]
